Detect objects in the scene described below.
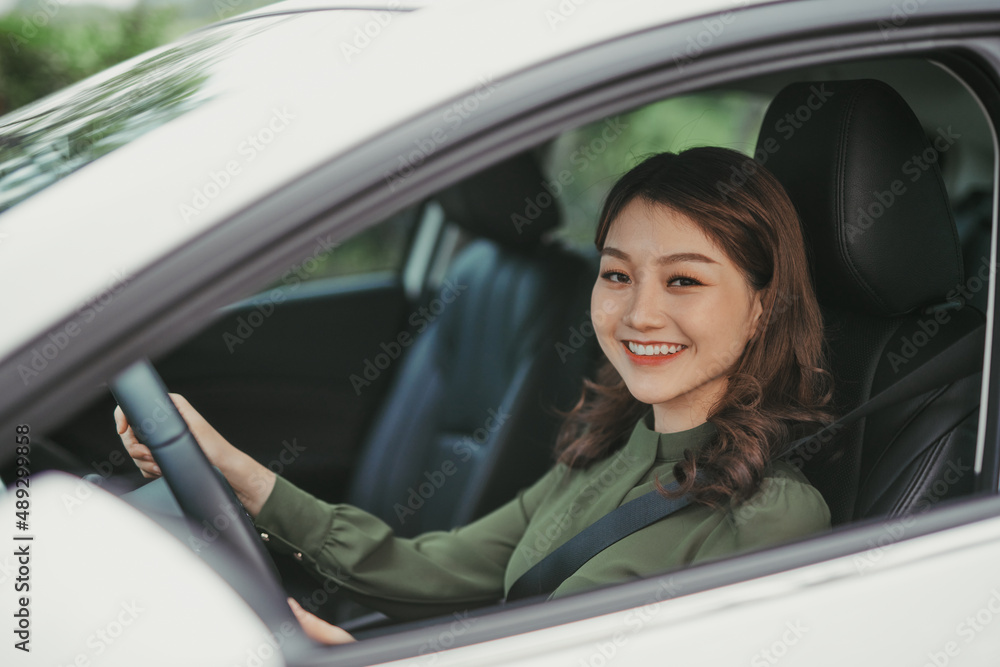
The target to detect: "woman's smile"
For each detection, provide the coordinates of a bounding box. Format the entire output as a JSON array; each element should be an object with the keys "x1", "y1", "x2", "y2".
[{"x1": 622, "y1": 340, "x2": 688, "y2": 365}]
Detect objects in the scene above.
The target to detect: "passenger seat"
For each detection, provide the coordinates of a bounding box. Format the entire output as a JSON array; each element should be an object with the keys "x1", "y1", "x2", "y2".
[{"x1": 347, "y1": 151, "x2": 598, "y2": 537}]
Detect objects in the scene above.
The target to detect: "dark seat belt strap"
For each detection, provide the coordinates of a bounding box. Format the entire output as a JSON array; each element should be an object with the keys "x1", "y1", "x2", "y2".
[
  {"x1": 505, "y1": 323, "x2": 985, "y2": 603},
  {"x1": 505, "y1": 479, "x2": 690, "y2": 602},
  {"x1": 776, "y1": 323, "x2": 985, "y2": 459}
]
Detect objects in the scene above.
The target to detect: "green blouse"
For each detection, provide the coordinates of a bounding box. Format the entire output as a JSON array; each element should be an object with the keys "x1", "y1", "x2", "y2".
[{"x1": 253, "y1": 412, "x2": 830, "y2": 620}]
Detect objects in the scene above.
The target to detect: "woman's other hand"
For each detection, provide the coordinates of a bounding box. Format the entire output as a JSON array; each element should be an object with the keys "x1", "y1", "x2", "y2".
[
  {"x1": 115, "y1": 393, "x2": 234, "y2": 477},
  {"x1": 114, "y1": 393, "x2": 276, "y2": 516},
  {"x1": 288, "y1": 598, "x2": 356, "y2": 645}
]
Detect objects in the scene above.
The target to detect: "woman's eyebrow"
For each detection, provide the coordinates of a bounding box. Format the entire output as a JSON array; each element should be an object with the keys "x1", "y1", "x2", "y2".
[
  {"x1": 601, "y1": 247, "x2": 719, "y2": 265},
  {"x1": 600, "y1": 247, "x2": 631, "y2": 261},
  {"x1": 656, "y1": 252, "x2": 719, "y2": 266}
]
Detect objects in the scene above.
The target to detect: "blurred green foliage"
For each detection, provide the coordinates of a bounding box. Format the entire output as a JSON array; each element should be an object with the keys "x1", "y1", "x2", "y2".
[
  {"x1": 544, "y1": 91, "x2": 772, "y2": 246},
  {"x1": 268, "y1": 208, "x2": 420, "y2": 286},
  {"x1": 0, "y1": 0, "x2": 276, "y2": 115},
  {"x1": 0, "y1": 6, "x2": 174, "y2": 114}
]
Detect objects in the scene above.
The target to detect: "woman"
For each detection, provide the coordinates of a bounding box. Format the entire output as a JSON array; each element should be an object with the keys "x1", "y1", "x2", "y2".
[{"x1": 116, "y1": 146, "x2": 833, "y2": 644}]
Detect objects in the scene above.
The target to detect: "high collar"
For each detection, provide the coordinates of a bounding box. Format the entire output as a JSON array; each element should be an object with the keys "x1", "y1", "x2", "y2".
[{"x1": 628, "y1": 410, "x2": 718, "y2": 463}]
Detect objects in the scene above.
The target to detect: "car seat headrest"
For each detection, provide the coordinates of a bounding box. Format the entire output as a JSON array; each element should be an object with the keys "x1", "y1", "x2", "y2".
[
  {"x1": 437, "y1": 151, "x2": 561, "y2": 248},
  {"x1": 755, "y1": 79, "x2": 963, "y2": 317}
]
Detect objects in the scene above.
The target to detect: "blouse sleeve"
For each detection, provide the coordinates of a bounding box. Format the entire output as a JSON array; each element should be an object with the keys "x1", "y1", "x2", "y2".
[{"x1": 252, "y1": 467, "x2": 561, "y2": 620}]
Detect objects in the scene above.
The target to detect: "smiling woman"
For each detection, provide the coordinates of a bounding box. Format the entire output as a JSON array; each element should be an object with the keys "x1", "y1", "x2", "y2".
[
  {"x1": 114, "y1": 145, "x2": 835, "y2": 644},
  {"x1": 563, "y1": 147, "x2": 834, "y2": 508}
]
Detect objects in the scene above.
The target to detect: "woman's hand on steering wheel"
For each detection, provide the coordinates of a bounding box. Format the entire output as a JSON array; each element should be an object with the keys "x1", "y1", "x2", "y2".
[
  {"x1": 115, "y1": 393, "x2": 223, "y2": 477},
  {"x1": 114, "y1": 393, "x2": 277, "y2": 516}
]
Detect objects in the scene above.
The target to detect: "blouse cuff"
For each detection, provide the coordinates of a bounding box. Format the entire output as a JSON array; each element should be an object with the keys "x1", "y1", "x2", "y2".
[{"x1": 253, "y1": 474, "x2": 337, "y2": 563}]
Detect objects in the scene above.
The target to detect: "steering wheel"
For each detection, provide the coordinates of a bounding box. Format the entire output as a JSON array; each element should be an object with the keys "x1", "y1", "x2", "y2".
[{"x1": 109, "y1": 358, "x2": 319, "y2": 657}]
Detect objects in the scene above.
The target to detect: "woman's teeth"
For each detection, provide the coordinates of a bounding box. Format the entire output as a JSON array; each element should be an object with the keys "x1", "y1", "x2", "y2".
[{"x1": 626, "y1": 342, "x2": 687, "y2": 356}]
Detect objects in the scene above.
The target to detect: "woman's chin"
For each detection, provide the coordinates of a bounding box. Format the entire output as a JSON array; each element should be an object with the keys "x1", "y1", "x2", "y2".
[
  {"x1": 621, "y1": 384, "x2": 683, "y2": 408},
  {"x1": 621, "y1": 375, "x2": 713, "y2": 410}
]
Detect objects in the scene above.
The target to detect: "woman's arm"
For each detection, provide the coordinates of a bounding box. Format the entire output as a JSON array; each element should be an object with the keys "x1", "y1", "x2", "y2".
[
  {"x1": 252, "y1": 471, "x2": 546, "y2": 619},
  {"x1": 117, "y1": 394, "x2": 560, "y2": 619}
]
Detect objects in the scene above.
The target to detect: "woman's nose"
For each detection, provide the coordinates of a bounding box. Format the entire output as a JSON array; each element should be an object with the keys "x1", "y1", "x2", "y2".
[{"x1": 622, "y1": 282, "x2": 667, "y2": 331}]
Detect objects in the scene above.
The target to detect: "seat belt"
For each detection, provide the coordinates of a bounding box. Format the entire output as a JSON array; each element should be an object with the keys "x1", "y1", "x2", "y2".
[{"x1": 505, "y1": 323, "x2": 986, "y2": 602}]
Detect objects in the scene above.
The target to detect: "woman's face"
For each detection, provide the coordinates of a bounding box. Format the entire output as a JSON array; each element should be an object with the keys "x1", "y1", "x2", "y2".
[{"x1": 591, "y1": 198, "x2": 763, "y2": 433}]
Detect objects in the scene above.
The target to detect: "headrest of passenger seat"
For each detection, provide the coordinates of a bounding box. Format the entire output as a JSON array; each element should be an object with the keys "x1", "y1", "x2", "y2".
[
  {"x1": 437, "y1": 151, "x2": 561, "y2": 248},
  {"x1": 755, "y1": 79, "x2": 963, "y2": 317}
]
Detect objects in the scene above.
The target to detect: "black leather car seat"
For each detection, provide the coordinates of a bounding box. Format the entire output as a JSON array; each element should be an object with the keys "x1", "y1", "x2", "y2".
[
  {"x1": 347, "y1": 152, "x2": 598, "y2": 537},
  {"x1": 756, "y1": 79, "x2": 984, "y2": 525}
]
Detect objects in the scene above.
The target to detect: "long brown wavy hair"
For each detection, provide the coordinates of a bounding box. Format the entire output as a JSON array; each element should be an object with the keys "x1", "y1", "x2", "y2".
[{"x1": 555, "y1": 147, "x2": 833, "y2": 508}]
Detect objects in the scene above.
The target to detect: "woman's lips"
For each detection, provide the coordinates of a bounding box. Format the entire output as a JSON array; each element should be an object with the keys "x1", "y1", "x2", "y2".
[{"x1": 621, "y1": 341, "x2": 687, "y2": 366}]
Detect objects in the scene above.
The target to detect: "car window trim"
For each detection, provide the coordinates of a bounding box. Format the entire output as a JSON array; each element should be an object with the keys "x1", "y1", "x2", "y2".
[{"x1": 929, "y1": 46, "x2": 1000, "y2": 492}]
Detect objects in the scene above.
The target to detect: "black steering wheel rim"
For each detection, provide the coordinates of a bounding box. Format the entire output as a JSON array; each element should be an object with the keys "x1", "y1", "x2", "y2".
[{"x1": 109, "y1": 358, "x2": 320, "y2": 656}]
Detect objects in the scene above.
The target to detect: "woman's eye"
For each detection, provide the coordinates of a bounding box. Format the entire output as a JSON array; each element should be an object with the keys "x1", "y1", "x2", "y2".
[
  {"x1": 667, "y1": 276, "x2": 701, "y2": 287},
  {"x1": 601, "y1": 270, "x2": 630, "y2": 284}
]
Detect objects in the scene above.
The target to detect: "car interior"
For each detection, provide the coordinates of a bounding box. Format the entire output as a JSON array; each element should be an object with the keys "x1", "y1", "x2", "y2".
[{"x1": 8, "y1": 52, "x2": 997, "y2": 638}]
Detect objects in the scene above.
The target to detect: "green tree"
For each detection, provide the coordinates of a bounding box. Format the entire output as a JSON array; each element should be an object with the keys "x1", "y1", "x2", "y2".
[{"x1": 0, "y1": 5, "x2": 179, "y2": 114}]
